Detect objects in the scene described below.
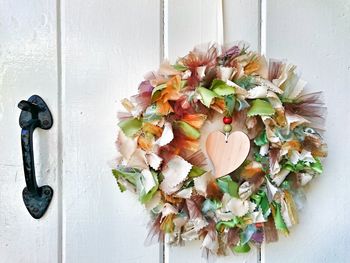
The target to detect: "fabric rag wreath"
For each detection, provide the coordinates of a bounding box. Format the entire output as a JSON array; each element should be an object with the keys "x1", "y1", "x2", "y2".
[{"x1": 112, "y1": 43, "x2": 327, "y2": 258}]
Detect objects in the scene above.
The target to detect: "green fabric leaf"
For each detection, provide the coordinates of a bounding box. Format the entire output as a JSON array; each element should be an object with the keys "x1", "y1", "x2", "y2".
[
  {"x1": 310, "y1": 158, "x2": 323, "y2": 173},
  {"x1": 283, "y1": 157, "x2": 323, "y2": 174},
  {"x1": 293, "y1": 126, "x2": 307, "y2": 141},
  {"x1": 235, "y1": 76, "x2": 254, "y2": 89},
  {"x1": 282, "y1": 161, "x2": 295, "y2": 172},
  {"x1": 118, "y1": 118, "x2": 142, "y2": 137},
  {"x1": 294, "y1": 161, "x2": 306, "y2": 172},
  {"x1": 283, "y1": 160, "x2": 306, "y2": 172},
  {"x1": 216, "y1": 175, "x2": 239, "y2": 198},
  {"x1": 117, "y1": 182, "x2": 127, "y2": 192},
  {"x1": 253, "y1": 152, "x2": 269, "y2": 172},
  {"x1": 139, "y1": 170, "x2": 159, "y2": 204},
  {"x1": 254, "y1": 130, "x2": 268, "y2": 146},
  {"x1": 251, "y1": 190, "x2": 270, "y2": 217},
  {"x1": 112, "y1": 166, "x2": 141, "y2": 186},
  {"x1": 180, "y1": 80, "x2": 187, "y2": 89},
  {"x1": 158, "y1": 172, "x2": 164, "y2": 183},
  {"x1": 188, "y1": 166, "x2": 206, "y2": 178},
  {"x1": 172, "y1": 64, "x2": 188, "y2": 71},
  {"x1": 202, "y1": 199, "x2": 222, "y2": 214},
  {"x1": 280, "y1": 69, "x2": 300, "y2": 101},
  {"x1": 151, "y1": 83, "x2": 167, "y2": 101},
  {"x1": 247, "y1": 99, "x2": 275, "y2": 117},
  {"x1": 224, "y1": 95, "x2": 235, "y2": 116},
  {"x1": 260, "y1": 195, "x2": 270, "y2": 217},
  {"x1": 182, "y1": 179, "x2": 194, "y2": 188},
  {"x1": 216, "y1": 217, "x2": 241, "y2": 231},
  {"x1": 196, "y1": 86, "x2": 217, "y2": 107},
  {"x1": 280, "y1": 180, "x2": 291, "y2": 190},
  {"x1": 143, "y1": 104, "x2": 162, "y2": 122},
  {"x1": 210, "y1": 79, "x2": 235, "y2": 96},
  {"x1": 275, "y1": 128, "x2": 293, "y2": 141},
  {"x1": 232, "y1": 243, "x2": 251, "y2": 253},
  {"x1": 176, "y1": 121, "x2": 200, "y2": 139},
  {"x1": 272, "y1": 201, "x2": 289, "y2": 234}
]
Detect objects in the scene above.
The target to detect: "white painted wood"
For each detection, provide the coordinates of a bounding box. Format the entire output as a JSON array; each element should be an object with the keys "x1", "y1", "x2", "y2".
[
  {"x1": 264, "y1": 1, "x2": 350, "y2": 262},
  {"x1": 167, "y1": 0, "x2": 222, "y2": 63},
  {"x1": 223, "y1": 0, "x2": 261, "y2": 51},
  {"x1": 222, "y1": 1, "x2": 262, "y2": 261},
  {"x1": 0, "y1": 1, "x2": 60, "y2": 262},
  {"x1": 2, "y1": 1, "x2": 348, "y2": 263},
  {"x1": 60, "y1": 1, "x2": 161, "y2": 262},
  {"x1": 166, "y1": 1, "x2": 259, "y2": 262}
]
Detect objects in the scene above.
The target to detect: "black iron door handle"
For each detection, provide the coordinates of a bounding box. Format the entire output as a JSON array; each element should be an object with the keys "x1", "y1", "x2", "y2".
[{"x1": 18, "y1": 95, "x2": 53, "y2": 219}]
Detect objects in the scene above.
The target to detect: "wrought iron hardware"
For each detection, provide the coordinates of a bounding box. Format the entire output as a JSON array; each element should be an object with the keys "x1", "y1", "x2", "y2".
[{"x1": 18, "y1": 95, "x2": 53, "y2": 219}]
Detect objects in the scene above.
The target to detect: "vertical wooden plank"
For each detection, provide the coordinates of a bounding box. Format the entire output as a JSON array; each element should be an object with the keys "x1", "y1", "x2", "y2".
[
  {"x1": 223, "y1": 1, "x2": 262, "y2": 262},
  {"x1": 167, "y1": 2, "x2": 220, "y2": 261},
  {"x1": 166, "y1": 1, "x2": 258, "y2": 262},
  {"x1": 0, "y1": 1, "x2": 60, "y2": 262},
  {"x1": 61, "y1": 0, "x2": 161, "y2": 262},
  {"x1": 223, "y1": 0, "x2": 260, "y2": 51},
  {"x1": 265, "y1": 1, "x2": 350, "y2": 262},
  {"x1": 168, "y1": 0, "x2": 221, "y2": 62}
]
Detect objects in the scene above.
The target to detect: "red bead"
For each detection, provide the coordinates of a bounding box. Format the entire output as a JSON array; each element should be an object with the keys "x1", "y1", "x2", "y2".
[{"x1": 223, "y1": 116, "x2": 232, "y2": 124}]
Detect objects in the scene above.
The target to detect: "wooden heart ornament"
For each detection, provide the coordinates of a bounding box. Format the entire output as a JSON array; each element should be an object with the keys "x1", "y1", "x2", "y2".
[{"x1": 206, "y1": 131, "x2": 250, "y2": 179}]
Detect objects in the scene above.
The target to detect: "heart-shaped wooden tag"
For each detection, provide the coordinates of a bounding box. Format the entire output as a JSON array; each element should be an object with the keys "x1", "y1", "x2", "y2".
[{"x1": 206, "y1": 131, "x2": 250, "y2": 179}]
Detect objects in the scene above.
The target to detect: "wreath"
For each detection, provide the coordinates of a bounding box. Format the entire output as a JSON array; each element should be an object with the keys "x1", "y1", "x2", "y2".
[{"x1": 112, "y1": 43, "x2": 327, "y2": 258}]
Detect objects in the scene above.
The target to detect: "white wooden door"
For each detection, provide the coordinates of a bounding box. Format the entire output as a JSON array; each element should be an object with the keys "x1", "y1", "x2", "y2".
[
  {"x1": 264, "y1": 1, "x2": 350, "y2": 262},
  {"x1": 0, "y1": 1, "x2": 61, "y2": 262},
  {"x1": 1, "y1": 1, "x2": 349, "y2": 263}
]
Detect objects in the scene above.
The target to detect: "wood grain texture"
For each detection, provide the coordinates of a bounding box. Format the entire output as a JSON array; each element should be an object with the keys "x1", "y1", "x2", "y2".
[
  {"x1": 264, "y1": 1, "x2": 350, "y2": 262},
  {"x1": 206, "y1": 131, "x2": 250, "y2": 178},
  {"x1": 61, "y1": 1, "x2": 161, "y2": 262},
  {"x1": 0, "y1": 1, "x2": 60, "y2": 262}
]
